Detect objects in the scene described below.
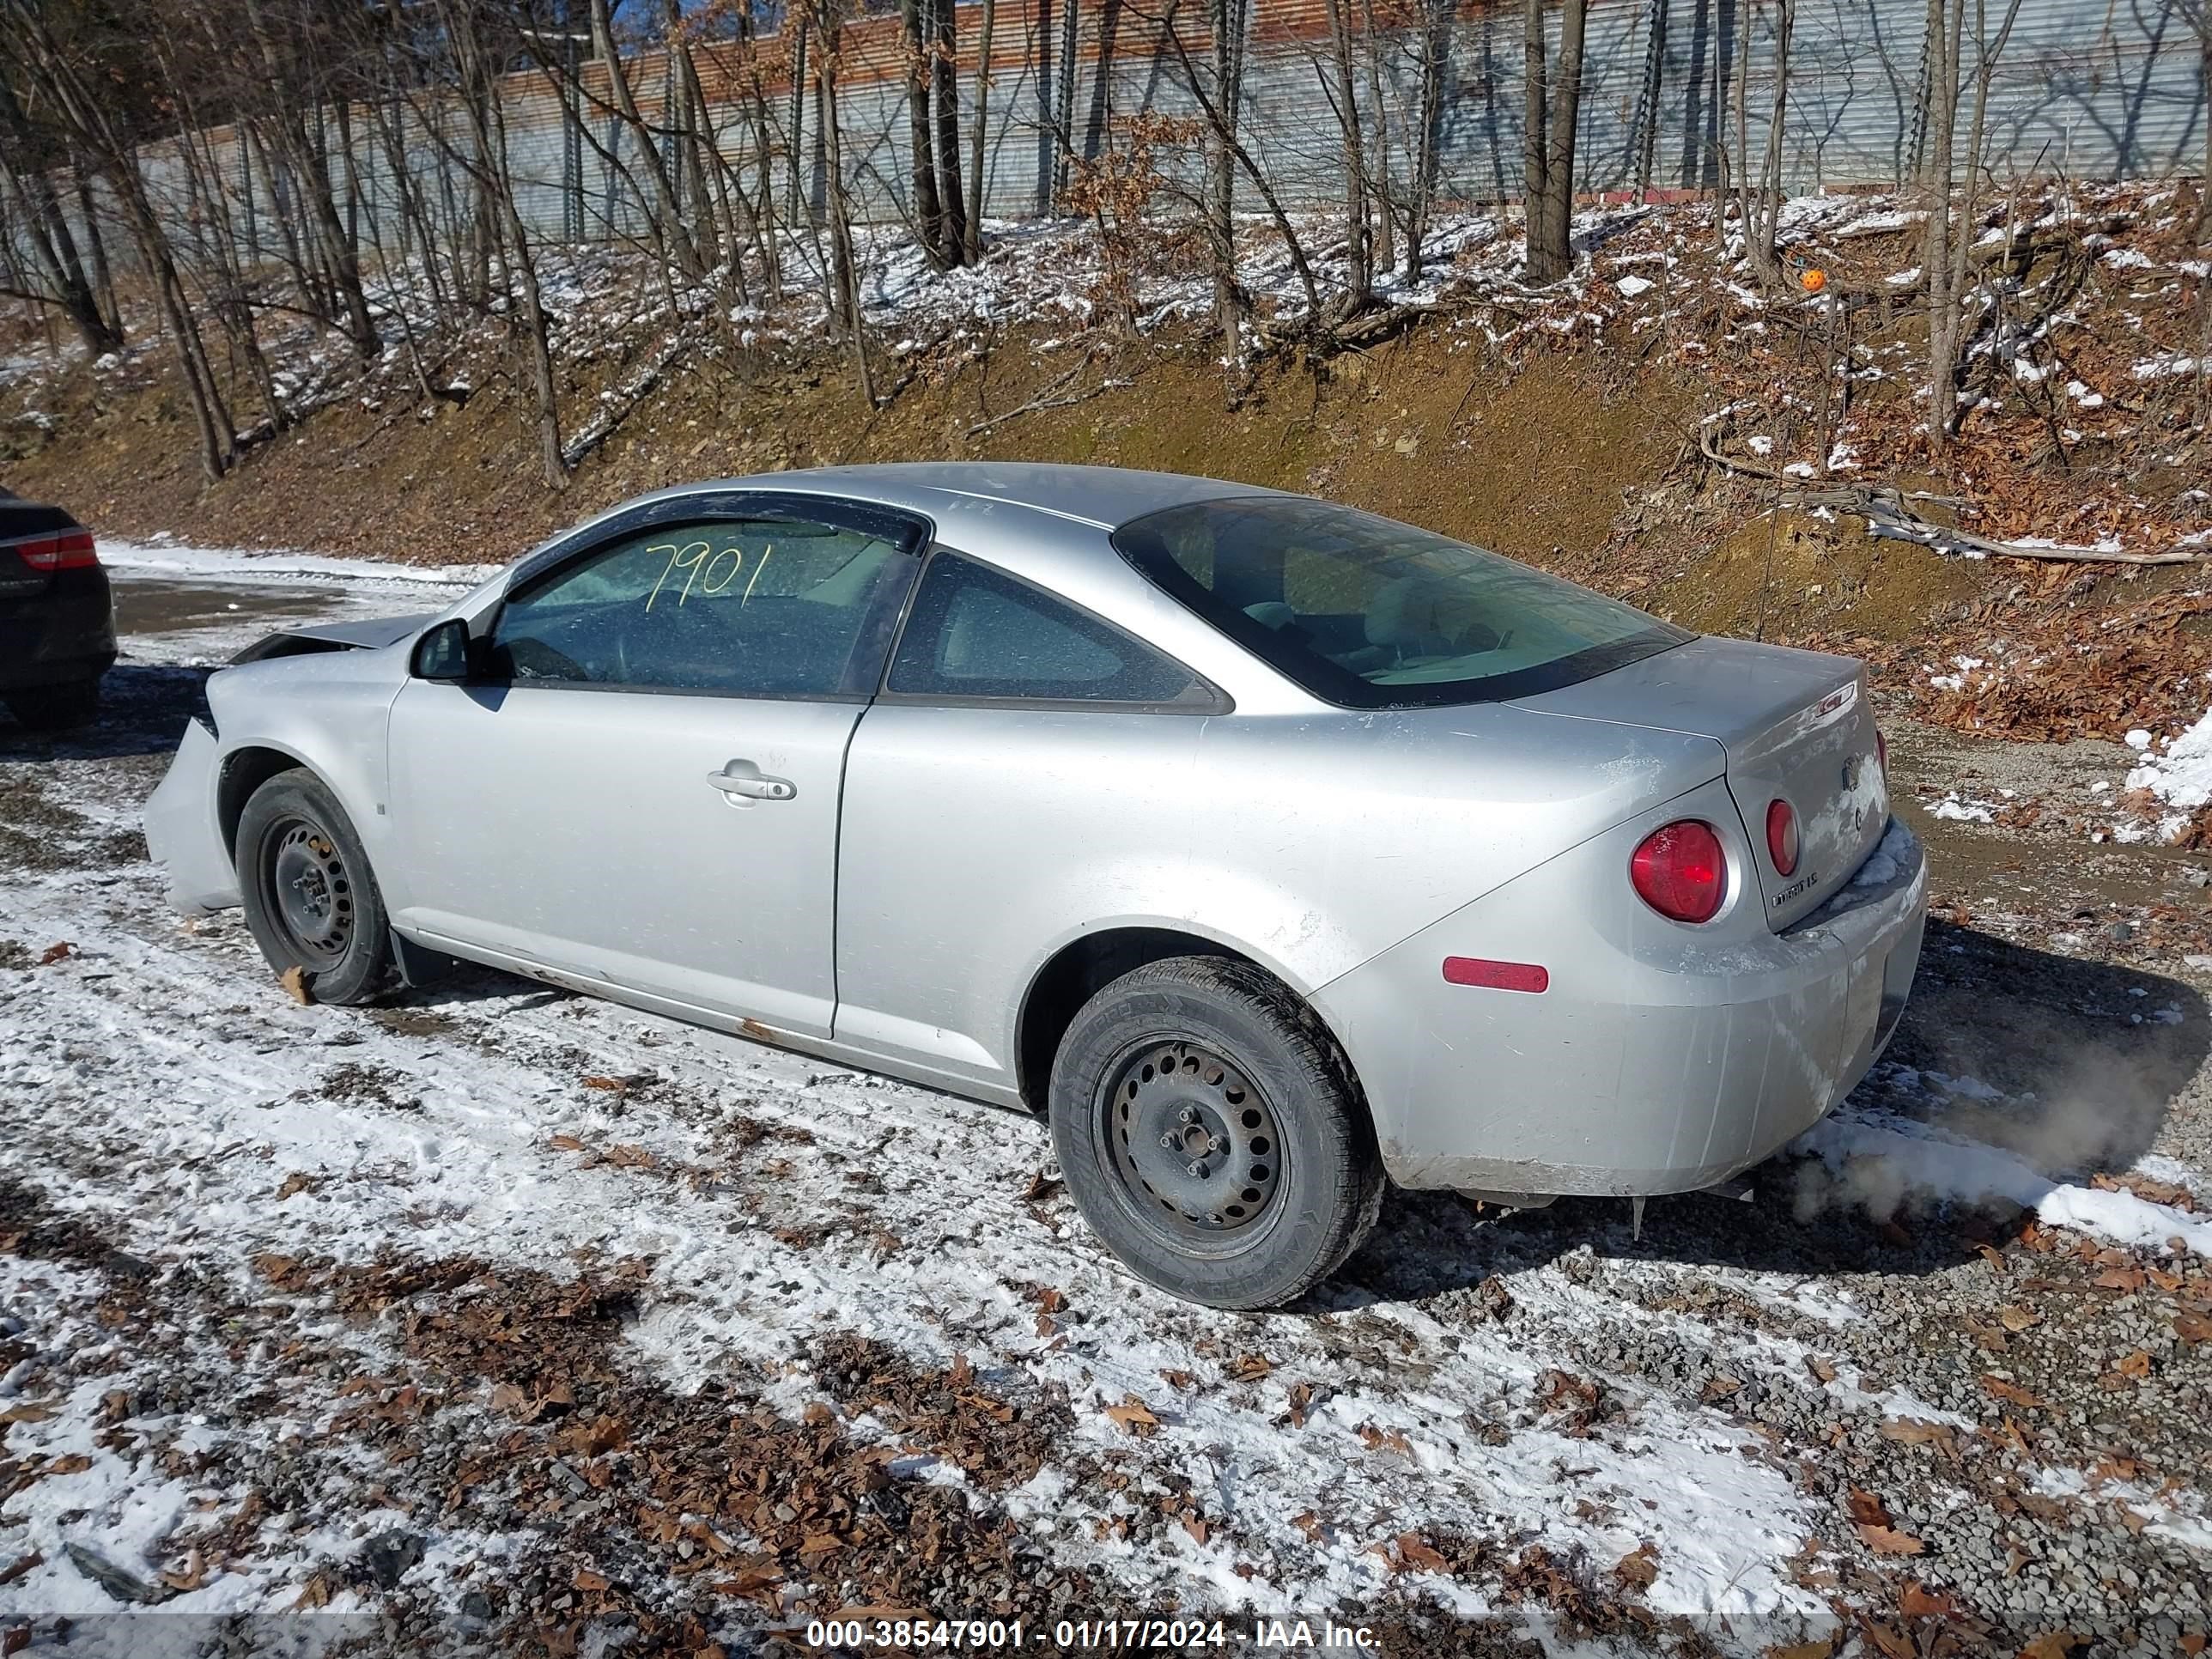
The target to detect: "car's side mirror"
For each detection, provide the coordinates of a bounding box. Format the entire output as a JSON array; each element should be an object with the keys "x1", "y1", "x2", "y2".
[{"x1": 410, "y1": 618, "x2": 474, "y2": 682}]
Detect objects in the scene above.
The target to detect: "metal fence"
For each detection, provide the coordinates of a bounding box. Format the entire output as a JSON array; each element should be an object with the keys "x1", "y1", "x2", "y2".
[{"x1": 17, "y1": 0, "x2": 2212, "y2": 282}]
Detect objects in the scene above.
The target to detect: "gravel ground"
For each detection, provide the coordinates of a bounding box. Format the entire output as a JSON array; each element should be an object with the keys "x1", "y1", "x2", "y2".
[{"x1": 0, "y1": 574, "x2": 2206, "y2": 1659}]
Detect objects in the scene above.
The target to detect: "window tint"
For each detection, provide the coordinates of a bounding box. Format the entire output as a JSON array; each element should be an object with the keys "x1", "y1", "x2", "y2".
[
  {"x1": 887, "y1": 552, "x2": 1212, "y2": 707},
  {"x1": 1115, "y1": 496, "x2": 1691, "y2": 709},
  {"x1": 487, "y1": 517, "x2": 913, "y2": 697}
]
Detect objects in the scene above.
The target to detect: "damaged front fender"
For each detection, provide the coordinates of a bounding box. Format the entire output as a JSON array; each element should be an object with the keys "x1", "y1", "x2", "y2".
[{"x1": 143, "y1": 716, "x2": 240, "y2": 914}]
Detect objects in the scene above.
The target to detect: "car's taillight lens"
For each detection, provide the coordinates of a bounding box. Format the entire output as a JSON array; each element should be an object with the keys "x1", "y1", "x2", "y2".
[
  {"x1": 1875, "y1": 729, "x2": 1887, "y2": 781},
  {"x1": 1630, "y1": 820, "x2": 1727, "y2": 923},
  {"x1": 9, "y1": 529, "x2": 97, "y2": 571},
  {"x1": 1765, "y1": 798, "x2": 1800, "y2": 876}
]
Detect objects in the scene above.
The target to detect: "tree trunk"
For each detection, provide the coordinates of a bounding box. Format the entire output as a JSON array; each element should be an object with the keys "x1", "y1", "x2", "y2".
[
  {"x1": 1543, "y1": 0, "x2": 1587, "y2": 273},
  {"x1": 1406, "y1": 0, "x2": 1450, "y2": 280},
  {"x1": 900, "y1": 0, "x2": 945, "y2": 264},
  {"x1": 1322, "y1": 0, "x2": 1370, "y2": 308},
  {"x1": 1522, "y1": 0, "x2": 1549, "y2": 276},
  {"x1": 931, "y1": 0, "x2": 970, "y2": 263},
  {"x1": 1922, "y1": 0, "x2": 1963, "y2": 448},
  {"x1": 1204, "y1": 0, "x2": 1247, "y2": 374},
  {"x1": 965, "y1": 0, "x2": 995, "y2": 262},
  {"x1": 816, "y1": 3, "x2": 878, "y2": 406},
  {"x1": 0, "y1": 77, "x2": 118, "y2": 356},
  {"x1": 1360, "y1": 0, "x2": 1395, "y2": 276},
  {"x1": 591, "y1": 0, "x2": 698, "y2": 277}
]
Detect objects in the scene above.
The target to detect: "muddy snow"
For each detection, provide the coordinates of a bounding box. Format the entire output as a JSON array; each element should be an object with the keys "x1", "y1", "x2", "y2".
[{"x1": 1, "y1": 551, "x2": 2208, "y2": 1657}]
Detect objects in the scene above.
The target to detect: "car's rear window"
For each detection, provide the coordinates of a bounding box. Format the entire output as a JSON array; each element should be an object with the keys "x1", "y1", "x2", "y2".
[{"x1": 1113, "y1": 496, "x2": 1692, "y2": 708}]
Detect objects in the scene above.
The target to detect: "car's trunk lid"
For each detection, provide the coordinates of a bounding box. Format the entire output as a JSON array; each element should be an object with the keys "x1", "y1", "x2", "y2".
[{"x1": 1510, "y1": 636, "x2": 1887, "y2": 930}]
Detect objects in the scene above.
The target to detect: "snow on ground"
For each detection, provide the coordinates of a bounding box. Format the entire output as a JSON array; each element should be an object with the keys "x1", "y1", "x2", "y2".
[{"x1": 3, "y1": 551, "x2": 2210, "y2": 1652}]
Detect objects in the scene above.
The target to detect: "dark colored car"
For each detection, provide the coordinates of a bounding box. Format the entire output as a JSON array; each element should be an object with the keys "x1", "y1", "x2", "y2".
[{"x1": 0, "y1": 486, "x2": 113, "y2": 730}]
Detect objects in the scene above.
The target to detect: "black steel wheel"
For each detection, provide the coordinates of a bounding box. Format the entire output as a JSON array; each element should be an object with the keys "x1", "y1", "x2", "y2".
[
  {"x1": 1101, "y1": 1041, "x2": 1284, "y2": 1239},
  {"x1": 1049, "y1": 956, "x2": 1383, "y2": 1310},
  {"x1": 263, "y1": 817, "x2": 356, "y2": 962},
  {"x1": 235, "y1": 768, "x2": 396, "y2": 1006}
]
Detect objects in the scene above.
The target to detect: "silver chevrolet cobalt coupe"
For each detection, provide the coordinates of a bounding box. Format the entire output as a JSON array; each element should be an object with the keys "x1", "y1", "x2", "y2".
[{"x1": 147, "y1": 465, "x2": 1925, "y2": 1307}]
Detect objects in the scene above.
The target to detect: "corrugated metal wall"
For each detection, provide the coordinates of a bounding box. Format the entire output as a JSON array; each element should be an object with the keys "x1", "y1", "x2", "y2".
[{"x1": 19, "y1": 0, "x2": 2209, "y2": 279}]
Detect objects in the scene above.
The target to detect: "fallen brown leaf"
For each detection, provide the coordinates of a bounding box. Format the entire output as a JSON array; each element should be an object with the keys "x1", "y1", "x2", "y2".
[
  {"x1": 2018, "y1": 1632, "x2": 2084, "y2": 1659},
  {"x1": 1290, "y1": 1511, "x2": 1325, "y2": 1542},
  {"x1": 580, "y1": 1076, "x2": 628, "y2": 1092},
  {"x1": 1613, "y1": 1540, "x2": 1660, "y2": 1590},
  {"x1": 2113, "y1": 1348, "x2": 2153, "y2": 1379},
  {"x1": 1997, "y1": 1304, "x2": 2041, "y2": 1332},
  {"x1": 1103, "y1": 1396, "x2": 1158, "y2": 1437},
  {"x1": 549, "y1": 1133, "x2": 586, "y2": 1152},
  {"x1": 0, "y1": 1554, "x2": 40, "y2": 1589},
  {"x1": 1857, "y1": 1524, "x2": 1926, "y2": 1556},
  {"x1": 1879, "y1": 1418, "x2": 1955, "y2": 1446},
  {"x1": 1981, "y1": 1375, "x2": 2045, "y2": 1408},
  {"x1": 1900, "y1": 1580, "x2": 1955, "y2": 1620},
  {"x1": 1846, "y1": 1488, "x2": 1893, "y2": 1528},
  {"x1": 1397, "y1": 1533, "x2": 1449, "y2": 1574},
  {"x1": 37, "y1": 942, "x2": 73, "y2": 966},
  {"x1": 278, "y1": 964, "x2": 314, "y2": 1005}
]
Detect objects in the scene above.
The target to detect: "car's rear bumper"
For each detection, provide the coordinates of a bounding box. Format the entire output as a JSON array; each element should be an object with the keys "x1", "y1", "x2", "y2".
[
  {"x1": 1312, "y1": 797, "x2": 1928, "y2": 1197},
  {"x1": 0, "y1": 568, "x2": 116, "y2": 690},
  {"x1": 144, "y1": 716, "x2": 242, "y2": 913}
]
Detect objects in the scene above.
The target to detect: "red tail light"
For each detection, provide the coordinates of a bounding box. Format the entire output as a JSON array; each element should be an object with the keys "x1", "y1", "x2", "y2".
[
  {"x1": 1765, "y1": 798, "x2": 1800, "y2": 876},
  {"x1": 1630, "y1": 820, "x2": 1727, "y2": 923},
  {"x1": 1875, "y1": 729, "x2": 1888, "y2": 781},
  {"x1": 9, "y1": 529, "x2": 98, "y2": 572}
]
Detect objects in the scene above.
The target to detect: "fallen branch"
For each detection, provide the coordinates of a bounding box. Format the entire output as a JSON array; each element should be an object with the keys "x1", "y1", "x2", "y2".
[
  {"x1": 965, "y1": 362, "x2": 1127, "y2": 438},
  {"x1": 1696, "y1": 426, "x2": 2207, "y2": 566},
  {"x1": 559, "y1": 332, "x2": 690, "y2": 470}
]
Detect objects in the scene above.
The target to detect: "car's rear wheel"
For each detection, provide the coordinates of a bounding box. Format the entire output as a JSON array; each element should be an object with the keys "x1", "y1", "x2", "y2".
[
  {"x1": 1048, "y1": 956, "x2": 1383, "y2": 1309},
  {"x1": 236, "y1": 768, "x2": 396, "y2": 1006},
  {"x1": 5, "y1": 678, "x2": 100, "y2": 732}
]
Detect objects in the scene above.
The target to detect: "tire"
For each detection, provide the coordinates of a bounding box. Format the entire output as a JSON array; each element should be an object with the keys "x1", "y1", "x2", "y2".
[
  {"x1": 5, "y1": 679, "x2": 100, "y2": 732},
  {"x1": 235, "y1": 768, "x2": 397, "y2": 1006},
  {"x1": 1048, "y1": 956, "x2": 1384, "y2": 1310}
]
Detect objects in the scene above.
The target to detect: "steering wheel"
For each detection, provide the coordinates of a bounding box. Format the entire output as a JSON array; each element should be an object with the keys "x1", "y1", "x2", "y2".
[{"x1": 502, "y1": 636, "x2": 592, "y2": 682}]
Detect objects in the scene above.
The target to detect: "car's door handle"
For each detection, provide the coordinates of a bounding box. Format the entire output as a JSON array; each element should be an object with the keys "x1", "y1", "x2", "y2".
[{"x1": 708, "y1": 764, "x2": 795, "y2": 801}]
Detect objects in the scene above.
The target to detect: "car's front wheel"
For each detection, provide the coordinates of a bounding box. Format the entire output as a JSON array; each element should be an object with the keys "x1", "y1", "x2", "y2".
[
  {"x1": 5, "y1": 678, "x2": 100, "y2": 732},
  {"x1": 1048, "y1": 956, "x2": 1383, "y2": 1310},
  {"x1": 236, "y1": 768, "x2": 396, "y2": 1006}
]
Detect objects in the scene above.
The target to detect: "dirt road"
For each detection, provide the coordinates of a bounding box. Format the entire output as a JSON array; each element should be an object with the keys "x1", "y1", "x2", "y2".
[{"x1": 1, "y1": 555, "x2": 2207, "y2": 1657}]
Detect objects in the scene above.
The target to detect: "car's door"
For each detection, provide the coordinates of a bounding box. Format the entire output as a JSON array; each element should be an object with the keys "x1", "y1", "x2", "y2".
[{"x1": 385, "y1": 495, "x2": 925, "y2": 1037}]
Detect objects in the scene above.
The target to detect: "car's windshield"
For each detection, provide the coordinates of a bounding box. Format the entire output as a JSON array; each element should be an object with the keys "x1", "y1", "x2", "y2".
[{"x1": 1113, "y1": 496, "x2": 1692, "y2": 708}]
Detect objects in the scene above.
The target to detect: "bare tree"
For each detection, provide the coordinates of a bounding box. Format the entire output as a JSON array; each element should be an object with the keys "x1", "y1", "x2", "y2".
[
  {"x1": 964, "y1": 0, "x2": 995, "y2": 262},
  {"x1": 0, "y1": 0, "x2": 236, "y2": 479},
  {"x1": 900, "y1": 0, "x2": 946, "y2": 263},
  {"x1": 1404, "y1": 0, "x2": 1453, "y2": 281},
  {"x1": 811, "y1": 0, "x2": 877, "y2": 405},
  {"x1": 1922, "y1": 0, "x2": 2024, "y2": 450},
  {"x1": 1522, "y1": 0, "x2": 1588, "y2": 283},
  {"x1": 1320, "y1": 0, "x2": 1372, "y2": 308},
  {"x1": 0, "y1": 73, "x2": 122, "y2": 355},
  {"x1": 929, "y1": 0, "x2": 969, "y2": 261}
]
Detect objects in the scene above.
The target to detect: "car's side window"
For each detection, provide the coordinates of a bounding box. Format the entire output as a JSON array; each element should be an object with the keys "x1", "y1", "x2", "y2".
[
  {"x1": 886, "y1": 550, "x2": 1215, "y2": 708},
  {"x1": 486, "y1": 515, "x2": 913, "y2": 698}
]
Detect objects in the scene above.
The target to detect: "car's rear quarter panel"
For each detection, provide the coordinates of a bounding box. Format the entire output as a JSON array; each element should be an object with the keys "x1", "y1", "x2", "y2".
[{"x1": 834, "y1": 700, "x2": 1728, "y2": 1099}]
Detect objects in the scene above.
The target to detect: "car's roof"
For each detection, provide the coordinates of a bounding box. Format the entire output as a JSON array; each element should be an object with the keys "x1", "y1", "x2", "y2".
[{"x1": 665, "y1": 462, "x2": 1289, "y2": 531}]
